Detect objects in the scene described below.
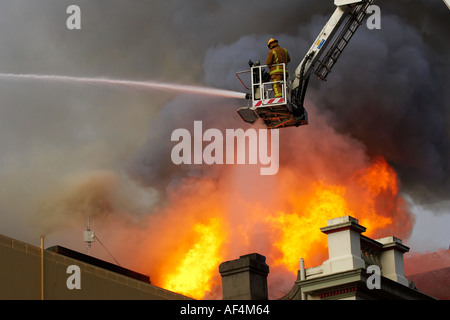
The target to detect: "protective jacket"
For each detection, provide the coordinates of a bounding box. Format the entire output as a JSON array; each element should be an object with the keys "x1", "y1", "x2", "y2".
[{"x1": 266, "y1": 44, "x2": 291, "y2": 75}]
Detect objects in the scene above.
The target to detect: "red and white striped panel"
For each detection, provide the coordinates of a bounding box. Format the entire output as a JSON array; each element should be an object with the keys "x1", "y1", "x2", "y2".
[{"x1": 253, "y1": 98, "x2": 285, "y2": 108}]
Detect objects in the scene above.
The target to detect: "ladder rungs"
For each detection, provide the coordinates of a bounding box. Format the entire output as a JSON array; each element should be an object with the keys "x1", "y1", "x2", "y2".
[{"x1": 313, "y1": 0, "x2": 374, "y2": 81}]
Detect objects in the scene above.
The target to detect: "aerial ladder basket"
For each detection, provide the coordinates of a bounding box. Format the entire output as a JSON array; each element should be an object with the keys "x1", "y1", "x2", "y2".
[{"x1": 236, "y1": 63, "x2": 306, "y2": 129}]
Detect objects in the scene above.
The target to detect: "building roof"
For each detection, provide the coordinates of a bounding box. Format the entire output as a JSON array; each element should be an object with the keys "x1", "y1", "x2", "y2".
[
  {"x1": 47, "y1": 245, "x2": 151, "y2": 284},
  {"x1": 404, "y1": 249, "x2": 450, "y2": 300}
]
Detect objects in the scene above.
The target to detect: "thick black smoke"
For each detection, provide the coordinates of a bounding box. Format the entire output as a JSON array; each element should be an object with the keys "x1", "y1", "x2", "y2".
[{"x1": 315, "y1": 2, "x2": 450, "y2": 207}]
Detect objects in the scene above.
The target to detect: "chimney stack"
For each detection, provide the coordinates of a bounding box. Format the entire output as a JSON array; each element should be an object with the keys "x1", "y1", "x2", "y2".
[
  {"x1": 320, "y1": 216, "x2": 366, "y2": 274},
  {"x1": 377, "y1": 236, "x2": 410, "y2": 286},
  {"x1": 219, "y1": 253, "x2": 269, "y2": 300}
]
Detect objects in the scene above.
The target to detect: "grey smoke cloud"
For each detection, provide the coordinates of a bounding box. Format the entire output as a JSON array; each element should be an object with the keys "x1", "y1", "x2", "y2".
[{"x1": 0, "y1": 0, "x2": 448, "y2": 252}]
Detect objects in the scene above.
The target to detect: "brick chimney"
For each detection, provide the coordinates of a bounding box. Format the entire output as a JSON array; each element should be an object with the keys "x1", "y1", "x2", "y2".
[{"x1": 219, "y1": 253, "x2": 269, "y2": 300}]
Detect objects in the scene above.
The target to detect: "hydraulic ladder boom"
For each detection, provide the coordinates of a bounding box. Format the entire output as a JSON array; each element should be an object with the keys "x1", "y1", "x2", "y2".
[{"x1": 291, "y1": 0, "x2": 376, "y2": 110}]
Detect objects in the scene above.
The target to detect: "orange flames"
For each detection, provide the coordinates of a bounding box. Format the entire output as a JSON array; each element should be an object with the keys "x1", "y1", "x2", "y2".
[
  {"x1": 162, "y1": 218, "x2": 226, "y2": 299},
  {"x1": 135, "y1": 155, "x2": 413, "y2": 299},
  {"x1": 266, "y1": 157, "x2": 402, "y2": 274}
]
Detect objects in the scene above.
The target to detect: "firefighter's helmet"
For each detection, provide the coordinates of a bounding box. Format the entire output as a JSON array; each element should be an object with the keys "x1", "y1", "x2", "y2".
[{"x1": 267, "y1": 38, "x2": 278, "y2": 48}]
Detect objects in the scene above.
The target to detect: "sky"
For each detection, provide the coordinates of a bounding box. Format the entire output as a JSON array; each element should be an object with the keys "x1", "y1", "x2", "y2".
[{"x1": 0, "y1": 0, "x2": 449, "y2": 295}]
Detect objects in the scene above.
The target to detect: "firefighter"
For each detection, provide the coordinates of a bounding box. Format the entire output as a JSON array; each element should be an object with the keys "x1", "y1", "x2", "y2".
[{"x1": 266, "y1": 38, "x2": 290, "y2": 98}]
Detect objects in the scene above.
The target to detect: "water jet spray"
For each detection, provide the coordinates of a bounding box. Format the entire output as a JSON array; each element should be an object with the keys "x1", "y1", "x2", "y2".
[{"x1": 0, "y1": 73, "x2": 247, "y2": 100}]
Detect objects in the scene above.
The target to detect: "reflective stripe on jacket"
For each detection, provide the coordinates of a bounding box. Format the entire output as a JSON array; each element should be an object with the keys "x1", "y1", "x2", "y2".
[{"x1": 266, "y1": 45, "x2": 291, "y2": 75}]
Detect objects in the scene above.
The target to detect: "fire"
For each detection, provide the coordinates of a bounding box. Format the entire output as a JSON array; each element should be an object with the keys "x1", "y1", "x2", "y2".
[
  {"x1": 265, "y1": 157, "x2": 401, "y2": 273},
  {"x1": 267, "y1": 182, "x2": 353, "y2": 272},
  {"x1": 353, "y1": 157, "x2": 397, "y2": 231},
  {"x1": 358, "y1": 156, "x2": 399, "y2": 195},
  {"x1": 162, "y1": 218, "x2": 226, "y2": 299},
  {"x1": 135, "y1": 177, "x2": 230, "y2": 300},
  {"x1": 144, "y1": 156, "x2": 411, "y2": 299}
]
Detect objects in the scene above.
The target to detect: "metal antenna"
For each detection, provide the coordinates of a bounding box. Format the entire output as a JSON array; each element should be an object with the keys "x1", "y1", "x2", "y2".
[
  {"x1": 83, "y1": 216, "x2": 95, "y2": 255},
  {"x1": 82, "y1": 216, "x2": 121, "y2": 265}
]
